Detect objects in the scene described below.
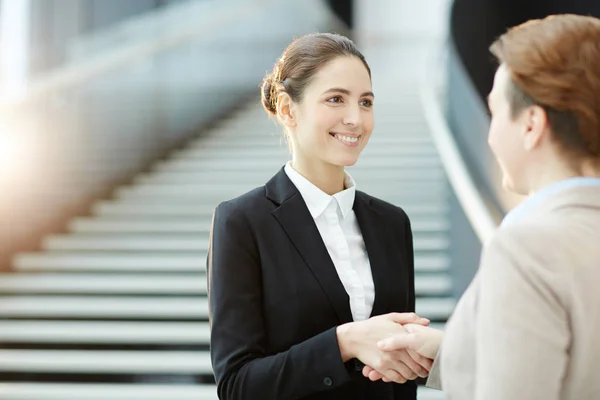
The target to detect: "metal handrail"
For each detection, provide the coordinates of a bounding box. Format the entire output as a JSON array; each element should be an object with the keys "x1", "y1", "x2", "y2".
[{"x1": 419, "y1": 42, "x2": 498, "y2": 244}]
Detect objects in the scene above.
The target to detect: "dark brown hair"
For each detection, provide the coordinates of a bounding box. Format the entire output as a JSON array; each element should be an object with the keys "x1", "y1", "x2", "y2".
[
  {"x1": 261, "y1": 33, "x2": 371, "y2": 116},
  {"x1": 490, "y1": 14, "x2": 600, "y2": 158}
]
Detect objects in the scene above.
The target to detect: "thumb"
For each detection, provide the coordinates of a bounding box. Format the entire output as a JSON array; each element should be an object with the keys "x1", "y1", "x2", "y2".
[
  {"x1": 377, "y1": 332, "x2": 418, "y2": 351},
  {"x1": 386, "y1": 312, "x2": 429, "y2": 325}
]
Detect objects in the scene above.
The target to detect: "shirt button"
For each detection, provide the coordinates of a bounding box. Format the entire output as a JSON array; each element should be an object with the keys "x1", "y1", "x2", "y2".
[{"x1": 323, "y1": 377, "x2": 333, "y2": 387}]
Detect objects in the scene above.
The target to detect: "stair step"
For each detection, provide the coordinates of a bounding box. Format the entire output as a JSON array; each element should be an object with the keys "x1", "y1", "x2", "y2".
[
  {"x1": 135, "y1": 168, "x2": 448, "y2": 184},
  {"x1": 0, "y1": 274, "x2": 208, "y2": 295},
  {"x1": 13, "y1": 253, "x2": 207, "y2": 272},
  {"x1": 0, "y1": 321, "x2": 446, "y2": 344},
  {"x1": 69, "y1": 217, "x2": 449, "y2": 234},
  {"x1": 0, "y1": 296, "x2": 454, "y2": 320},
  {"x1": 14, "y1": 253, "x2": 450, "y2": 273},
  {"x1": 0, "y1": 273, "x2": 451, "y2": 296},
  {"x1": 93, "y1": 201, "x2": 449, "y2": 217},
  {"x1": 0, "y1": 383, "x2": 218, "y2": 400},
  {"x1": 174, "y1": 145, "x2": 439, "y2": 159},
  {"x1": 0, "y1": 321, "x2": 211, "y2": 344},
  {"x1": 0, "y1": 350, "x2": 213, "y2": 374},
  {"x1": 42, "y1": 234, "x2": 450, "y2": 252},
  {"x1": 153, "y1": 157, "x2": 441, "y2": 173},
  {"x1": 0, "y1": 384, "x2": 445, "y2": 400},
  {"x1": 115, "y1": 182, "x2": 446, "y2": 200},
  {"x1": 191, "y1": 135, "x2": 434, "y2": 148}
]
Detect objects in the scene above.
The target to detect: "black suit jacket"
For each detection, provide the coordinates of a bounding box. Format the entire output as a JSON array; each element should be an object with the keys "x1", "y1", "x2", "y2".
[{"x1": 208, "y1": 168, "x2": 416, "y2": 400}]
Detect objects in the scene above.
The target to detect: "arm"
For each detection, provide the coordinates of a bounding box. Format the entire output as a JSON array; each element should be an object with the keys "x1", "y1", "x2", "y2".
[
  {"x1": 208, "y1": 201, "x2": 352, "y2": 400},
  {"x1": 474, "y1": 231, "x2": 569, "y2": 400}
]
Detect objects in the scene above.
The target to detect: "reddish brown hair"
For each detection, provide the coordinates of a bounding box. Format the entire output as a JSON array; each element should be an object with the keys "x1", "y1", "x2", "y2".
[{"x1": 490, "y1": 14, "x2": 600, "y2": 158}]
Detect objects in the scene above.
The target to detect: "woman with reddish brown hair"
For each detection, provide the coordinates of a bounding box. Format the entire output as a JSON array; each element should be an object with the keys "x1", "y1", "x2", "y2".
[{"x1": 363, "y1": 14, "x2": 600, "y2": 400}]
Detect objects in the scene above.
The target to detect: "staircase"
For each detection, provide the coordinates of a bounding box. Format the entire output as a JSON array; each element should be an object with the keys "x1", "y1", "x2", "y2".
[{"x1": 0, "y1": 50, "x2": 452, "y2": 400}]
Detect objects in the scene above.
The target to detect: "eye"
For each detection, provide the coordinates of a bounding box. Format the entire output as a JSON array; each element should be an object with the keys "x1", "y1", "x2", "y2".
[
  {"x1": 326, "y1": 96, "x2": 343, "y2": 104},
  {"x1": 360, "y1": 98, "x2": 373, "y2": 107}
]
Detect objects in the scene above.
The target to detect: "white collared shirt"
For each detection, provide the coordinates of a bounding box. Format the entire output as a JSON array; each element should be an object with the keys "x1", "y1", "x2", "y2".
[{"x1": 284, "y1": 161, "x2": 375, "y2": 321}]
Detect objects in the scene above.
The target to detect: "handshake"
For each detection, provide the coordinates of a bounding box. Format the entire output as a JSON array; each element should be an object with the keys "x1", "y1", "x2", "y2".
[{"x1": 336, "y1": 313, "x2": 444, "y2": 384}]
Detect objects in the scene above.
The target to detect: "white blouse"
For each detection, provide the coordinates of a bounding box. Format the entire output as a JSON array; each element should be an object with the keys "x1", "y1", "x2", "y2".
[{"x1": 284, "y1": 162, "x2": 375, "y2": 321}]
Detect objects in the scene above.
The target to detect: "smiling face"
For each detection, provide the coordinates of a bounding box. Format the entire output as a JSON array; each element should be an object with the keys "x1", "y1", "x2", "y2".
[{"x1": 287, "y1": 56, "x2": 374, "y2": 169}]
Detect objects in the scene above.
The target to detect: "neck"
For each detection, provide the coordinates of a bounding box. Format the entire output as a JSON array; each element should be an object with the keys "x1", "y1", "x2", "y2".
[
  {"x1": 527, "y1": 156, "x2": 600, "y2": 195},
  {"x1": 291, "y1": 157, "x2": 345, "y2": 195}
]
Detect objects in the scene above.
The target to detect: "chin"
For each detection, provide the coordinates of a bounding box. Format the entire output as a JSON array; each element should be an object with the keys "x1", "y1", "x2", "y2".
[
  {"x1": 502, "y1": 174, "x2": 527, "y2": 196},
  {"x1": 333, "y1": 155, "x2": 360, "y2": 167}
]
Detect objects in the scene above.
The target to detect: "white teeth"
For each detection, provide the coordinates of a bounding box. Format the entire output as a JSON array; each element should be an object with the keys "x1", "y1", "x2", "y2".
[{"x1": 334, "y1": 134, "x2": 359, "y2": 143}]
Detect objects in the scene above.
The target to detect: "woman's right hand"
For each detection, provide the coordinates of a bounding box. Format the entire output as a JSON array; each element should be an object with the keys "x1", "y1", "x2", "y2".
[
  {"x1": 336, "y1": 313, "x2": 431, "y2": 384},
  {"x1": 362, "y1": 323, "x2": 444, "y2": 382}
]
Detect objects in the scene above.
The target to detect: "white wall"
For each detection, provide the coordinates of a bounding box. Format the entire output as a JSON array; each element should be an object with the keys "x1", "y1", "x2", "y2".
[{"x1": 354, "y1": 0, "x2": 452, "y2": 39}]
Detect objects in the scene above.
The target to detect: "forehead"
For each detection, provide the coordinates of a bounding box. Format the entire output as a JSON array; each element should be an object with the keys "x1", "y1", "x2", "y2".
[
  {"x1": 307, "y1": 56, "x2": 372, "y2": 93},
  {"x1": 490, "y1": 64, "x2": 511, "y2": 102}
]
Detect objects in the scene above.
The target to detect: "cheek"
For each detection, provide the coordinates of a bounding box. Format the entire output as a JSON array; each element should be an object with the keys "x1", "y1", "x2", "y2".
[
  {"x1": 487, "y1": 115, "x2": 515, "y2": 157},
  {"x1": 362, "y1": 112, "x2": 374, "y2": 135}
]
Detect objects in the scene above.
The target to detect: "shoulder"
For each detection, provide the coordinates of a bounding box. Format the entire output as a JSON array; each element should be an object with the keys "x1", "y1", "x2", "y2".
[
  {"x1": 357, "y1": 190, "x2": 410, "y2": 224},
  {"x1": 480, "y1": 221, "x2": 569, "y2": 298},
  {"x1": 485, "y1": 219, "x2": 569, "y2": 266},
  {"x1": 214, "y1": 186, "x2": 268, "y2": 226}
]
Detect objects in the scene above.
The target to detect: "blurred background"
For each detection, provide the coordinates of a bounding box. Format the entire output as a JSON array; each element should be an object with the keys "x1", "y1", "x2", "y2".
[{"x1": 0, "y1": 0, "x2": 598, "y2": 399}]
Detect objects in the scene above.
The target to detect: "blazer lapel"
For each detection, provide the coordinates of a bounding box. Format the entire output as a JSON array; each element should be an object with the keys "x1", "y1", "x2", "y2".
[
  {"x1": 266, "y1": 168, "x2": 353, "y2": 324},
  {"x1": 353, "y1": 192, "x2": 401, "y2": 317}
]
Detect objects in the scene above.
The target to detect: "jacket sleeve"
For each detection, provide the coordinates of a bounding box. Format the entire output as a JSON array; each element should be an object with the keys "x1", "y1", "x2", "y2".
[
  {"x1": 207, "y1": 201, "x2": 352, "y2": 400},
  {"x1": 404, "y1": 216, "x2": 416, "y2": 313},
  {"x1": 425, "y1": 348, "x2": 443, "y2": 390}
]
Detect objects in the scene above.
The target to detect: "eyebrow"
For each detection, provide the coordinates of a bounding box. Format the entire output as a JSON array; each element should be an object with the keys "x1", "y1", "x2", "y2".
[{"x1": 322, "y1": 88, "x2": 375, "y2": 98}]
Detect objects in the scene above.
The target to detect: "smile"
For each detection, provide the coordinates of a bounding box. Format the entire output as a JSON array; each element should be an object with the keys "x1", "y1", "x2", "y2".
[{"x1": 329, "y1": 132, "x2": 361, "y2": 147}]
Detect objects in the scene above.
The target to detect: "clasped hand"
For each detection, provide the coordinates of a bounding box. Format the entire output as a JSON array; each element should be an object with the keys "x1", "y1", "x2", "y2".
[
  {"x1": 361, "y1": 322, "x2": 444, "y2": 383},
  {"x1": 338, "y1": 313, "x2": 433, "y2": 384}
]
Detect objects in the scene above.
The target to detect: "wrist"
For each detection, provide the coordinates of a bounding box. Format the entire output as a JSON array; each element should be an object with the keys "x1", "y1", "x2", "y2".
[{"x1": 336, "y1": 323, "x2": 357, "y2": 362}]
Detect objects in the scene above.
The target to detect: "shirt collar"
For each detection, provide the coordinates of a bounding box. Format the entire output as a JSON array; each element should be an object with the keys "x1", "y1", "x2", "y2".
[
  {"x1": 284, "y1": 161, "x2": 356, "y2": 220},
  {"x1": 501, "y1": 177, "x2": 600, "y2": 227}
]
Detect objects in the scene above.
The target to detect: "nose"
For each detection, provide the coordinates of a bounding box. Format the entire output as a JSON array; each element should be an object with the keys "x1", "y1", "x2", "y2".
[{"x1": 342, "y1": 104, "x2": 362, "y2": 127}]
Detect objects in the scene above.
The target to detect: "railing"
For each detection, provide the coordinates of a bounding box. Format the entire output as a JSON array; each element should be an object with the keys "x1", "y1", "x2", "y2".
[
  {"x1": 419, "y1": 39, "x2": 500, "y2": 296},
  {"x1": 0, "y1": 0, "x2": 345, "y2": 269}
]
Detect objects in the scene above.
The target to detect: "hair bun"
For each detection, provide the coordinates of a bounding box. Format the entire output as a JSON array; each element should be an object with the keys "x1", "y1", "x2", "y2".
[{"x1": 261, "y1": 73, "x2": 277, "y2": 116}]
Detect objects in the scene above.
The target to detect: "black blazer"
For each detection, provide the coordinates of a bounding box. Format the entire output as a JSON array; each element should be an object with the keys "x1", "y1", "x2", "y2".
[{"x1": 208, "y1": 168, "x2": 416, "y2": 400}]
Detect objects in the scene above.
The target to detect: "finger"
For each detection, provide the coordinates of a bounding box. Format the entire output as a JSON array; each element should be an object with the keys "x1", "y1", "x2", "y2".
[
  {"x1": 402, "y1": 350, "x2": 429, "y2": 378},
  {"x1": 386, "y1": 312, "x2": 429, "y2": 325},
  {"x1": 387, "y1": 357, "x2": 417, "y2": 382},
  {"x1": 378, "y1": 332, "x2": 418, "y2": 351},
  {"x1": 374, "y1": 355, "x2": 414, "y2": 383},
  {"x1": 392, "y1": 354, "x2": 420, "y2": 380},
  {"x1": 368, "y1": 369, "x2": 384, "y2": 381},
  {"x1": 408, "y1": 349, "x2": 433, "y2": 373},
  {"x1": 363, "y1": 366, "x2": 377, "y2": 378},
  {"x1": 381, "y1": 369, "x2": 407, "y2": 384},
  {"x1": 362, "y1": 366, "x2": 373, "y2": 378}
]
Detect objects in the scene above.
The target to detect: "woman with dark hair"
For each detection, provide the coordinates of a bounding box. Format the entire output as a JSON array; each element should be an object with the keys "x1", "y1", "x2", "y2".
[
  {"x1": 207, "y1": 33, "x2": 431, "y2": 400},
  {"x1": 364, "y1": 14, "x2": 600, "y2": 400}
]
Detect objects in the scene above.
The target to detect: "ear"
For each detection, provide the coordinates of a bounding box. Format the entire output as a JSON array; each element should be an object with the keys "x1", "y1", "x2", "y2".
[
  {"x1": 522, "y1": 105, "x2": 549, "y2": 151},
  {"x1": 276, "y1": 92, "x2": 297, "y2": 128}
]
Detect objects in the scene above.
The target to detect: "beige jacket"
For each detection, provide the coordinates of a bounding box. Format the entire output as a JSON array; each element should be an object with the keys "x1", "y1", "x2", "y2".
[{"x1": 427, "y1": 185, "x2": 600, "y2": 399}]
